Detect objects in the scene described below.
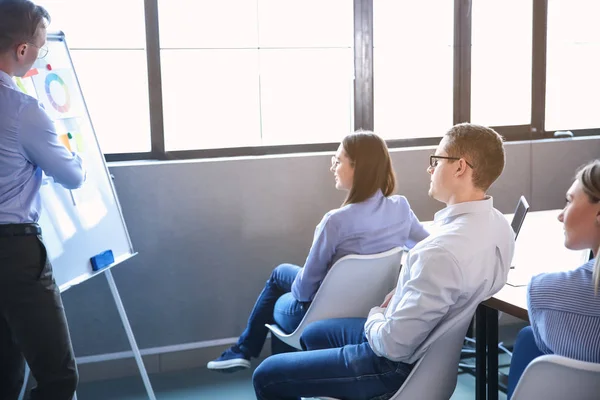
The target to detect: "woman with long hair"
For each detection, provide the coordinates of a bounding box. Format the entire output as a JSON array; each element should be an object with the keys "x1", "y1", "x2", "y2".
[
  {"x1": 207, "y1": 131, "x2": 429, "y2": 372},
  {"x1": 508, "y1": 159, "x2": 600, "y2": 398}
]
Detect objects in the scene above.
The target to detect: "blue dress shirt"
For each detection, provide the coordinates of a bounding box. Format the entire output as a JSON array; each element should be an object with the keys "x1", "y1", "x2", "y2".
[
  {"x1": 0, "y1": 70, "x2": 85, "y2": 224},
  {"x1": 528, "y1": 258, "x2": 600, "y2": 363},
  {"x1": 291, "y1": 190, "x2": 429, "y2": 302}
]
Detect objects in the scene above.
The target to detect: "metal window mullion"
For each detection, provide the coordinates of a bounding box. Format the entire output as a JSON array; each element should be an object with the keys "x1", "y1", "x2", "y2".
[
  {"x1": 454, "y1": 0, "x2": 472, "y2": 124},
  {"x1": 354, "y1": 0, "x2": 374, "y2": 131},
  {"x1": 144, "y1": 0, "x2": 166, "y2": 159},
  {"x1": 531, "y1": 0, "x2": 548, "y2": 138}
]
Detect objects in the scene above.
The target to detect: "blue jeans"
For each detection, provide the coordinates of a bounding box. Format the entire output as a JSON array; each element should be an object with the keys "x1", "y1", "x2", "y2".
[
  {"x1": 253, "y1": 318, "x2": 414, "y2": 400},
  {"x1": 237, "y1": 264, "x2": 307, "y2": 358},
  {"x1": 507, "y1": 326, "x2": 545, "y2": 399}
]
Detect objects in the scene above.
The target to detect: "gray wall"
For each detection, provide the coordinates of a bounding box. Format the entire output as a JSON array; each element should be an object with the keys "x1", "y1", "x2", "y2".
[{"x1": 61, "y1": 137, "x2": 600, "y2": 357}]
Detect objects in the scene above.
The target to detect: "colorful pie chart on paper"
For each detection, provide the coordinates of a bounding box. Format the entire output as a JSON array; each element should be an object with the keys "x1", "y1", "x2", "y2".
[
  {"x1": 45, "y1": 73, "x2": 71, "y2": 113},
  {"x1": 23, "y1": 68, "x2": 39, "y2": 79}
]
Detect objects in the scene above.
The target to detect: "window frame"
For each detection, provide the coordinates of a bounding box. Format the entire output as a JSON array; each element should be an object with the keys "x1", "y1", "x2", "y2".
[{"x1": 103, "y1": 0, "x2": 599, "y2": 163}]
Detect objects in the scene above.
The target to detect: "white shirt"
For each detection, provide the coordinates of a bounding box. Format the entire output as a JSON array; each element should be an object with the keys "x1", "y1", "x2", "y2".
[{"x1": 365, "y1": 196, "x2": 515, "y2": 363}]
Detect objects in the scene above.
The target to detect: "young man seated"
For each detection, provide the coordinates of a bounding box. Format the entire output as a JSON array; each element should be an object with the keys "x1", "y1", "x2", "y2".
[{"x1": 252, "y1": 123, "x2": 516, "y2": 400}]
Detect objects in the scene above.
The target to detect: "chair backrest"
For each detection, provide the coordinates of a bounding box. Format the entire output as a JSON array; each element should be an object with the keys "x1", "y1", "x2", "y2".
[
  {"x1": 389, "y1": 314, "x2": 472, "y2": 400},
  {"x1": 267, "y1": 247, "x2": 403, "y2": 349},
  {"x1": 301, "y1": 246, "x2": 403, "y2": 325},
  {"x1": 511, "y1": 355, "x2": 600, "y2": 400}
]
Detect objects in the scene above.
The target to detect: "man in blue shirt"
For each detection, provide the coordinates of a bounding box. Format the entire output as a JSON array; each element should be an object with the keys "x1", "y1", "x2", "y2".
[{"x1": 0, "y1": 1, "x2": 85, "y2": 399}]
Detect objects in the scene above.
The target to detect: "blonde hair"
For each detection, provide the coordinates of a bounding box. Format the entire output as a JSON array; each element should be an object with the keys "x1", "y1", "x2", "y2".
[
  {"x1": 575, "y1": 160, "x2": 600, "y2": 294},
  {"x1": 595, "y1": 255, "x2": 599, "y2": 295},
  {"x1": 443, "y1": 123, "x2": 505, "y2": 191}
]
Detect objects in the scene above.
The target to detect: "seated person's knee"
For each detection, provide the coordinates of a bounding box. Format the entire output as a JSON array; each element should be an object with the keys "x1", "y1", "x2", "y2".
[{"x1": 299, "y1": 320, "x2": 329, "y2": 350}]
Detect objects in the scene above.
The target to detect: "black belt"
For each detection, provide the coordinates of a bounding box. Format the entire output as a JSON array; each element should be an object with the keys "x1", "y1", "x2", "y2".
[{"x1": 0, "y1": 223, "x2": 42, "y2": 237}]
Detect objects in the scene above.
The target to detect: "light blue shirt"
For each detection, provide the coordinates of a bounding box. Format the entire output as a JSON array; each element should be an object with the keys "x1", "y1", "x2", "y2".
[
  {"x1": 0, "y1": 70, "x2": 85, "y2": 224},
  {"x1": 528, "y1": 258, "x2": 600, "y2": 363},
  {"x1": 365, "y1": 197, "x2": 515, "y2": 363},
  {"x1": 291, "y1": 190, "x2": 429, "y2": 302}
]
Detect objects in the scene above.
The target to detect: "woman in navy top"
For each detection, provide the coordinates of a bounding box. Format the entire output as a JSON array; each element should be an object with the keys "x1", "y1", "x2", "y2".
[
  {"x1": 508, "y1": 159, "x2": 600, "y2": 399},
  {"x1": 207, "y1": 131, "x2": 429, "y2": 372}
]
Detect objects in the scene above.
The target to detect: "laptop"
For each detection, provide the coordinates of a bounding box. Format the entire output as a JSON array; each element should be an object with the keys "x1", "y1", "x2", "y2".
[
  {"x1": 511, "y1": 195, "x2": 530, "y2": 241},
  {"x1": 506, "y1": 196, "x2": 530, "y2": 287}
]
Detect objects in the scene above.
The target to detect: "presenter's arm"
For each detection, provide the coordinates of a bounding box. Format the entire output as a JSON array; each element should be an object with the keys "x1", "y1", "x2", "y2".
[{"x1": 19, "y1": 101, "x2": 86, "y2": 189}]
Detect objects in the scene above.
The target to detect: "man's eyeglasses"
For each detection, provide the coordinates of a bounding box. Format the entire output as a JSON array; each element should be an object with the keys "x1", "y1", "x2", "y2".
[
  {"x1": 27, "y1": 42, "x2": 49, "y2": 59},
  {"x1": 429, "y1": 155, "x2": 474, "y2": 169}
]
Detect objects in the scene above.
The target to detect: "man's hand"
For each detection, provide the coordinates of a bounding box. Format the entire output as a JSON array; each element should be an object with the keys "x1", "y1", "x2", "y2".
[{"x1": 380, "y1": 287, "x2": 396, "y2": 308}]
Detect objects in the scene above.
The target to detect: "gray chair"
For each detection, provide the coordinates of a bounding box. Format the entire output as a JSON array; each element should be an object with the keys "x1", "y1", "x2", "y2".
[
  {"x1": 511, "y1": 355, "x2": 600, "y2": 400},
  {"x1": 266, "y1": 247, "x2": 403, "y2": 350}
]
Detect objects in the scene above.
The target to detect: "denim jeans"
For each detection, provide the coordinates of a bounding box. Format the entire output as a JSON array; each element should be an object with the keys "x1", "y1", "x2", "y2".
[
  {"x1": 507, "y1": 326, "x2": 545, "y2": 399},
  {"x1": 237, "y1": 264, "x2": 307, "y2": 358},
  {"x1": 253, "y1": 318, "x2": 414, "y2": 400}
]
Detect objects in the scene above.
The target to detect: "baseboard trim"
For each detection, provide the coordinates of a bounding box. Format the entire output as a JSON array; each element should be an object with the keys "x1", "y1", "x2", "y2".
[
  {"x1": 76, "y1": 336, "x2": 239, "y2": 364},
  {"x1": 76, "y1": 336, "x2": 273, "y2": 383}
]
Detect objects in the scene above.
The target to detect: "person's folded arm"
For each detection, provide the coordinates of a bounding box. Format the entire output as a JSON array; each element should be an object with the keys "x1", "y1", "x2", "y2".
[
  {"x1": 365, "y1": 245, "x2": 463, "y2": 362},
  {"x1": 291, "y1": 213, "x2": 338, "y2": 302},
  {"x1": 19, "y1": 100, "x2": 86, "y2": 189}
]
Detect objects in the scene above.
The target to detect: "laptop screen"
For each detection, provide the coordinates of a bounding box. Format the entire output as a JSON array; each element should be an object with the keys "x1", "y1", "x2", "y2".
[{"x1": 511, "y1": 196, "x2": 530, "y2": 240}]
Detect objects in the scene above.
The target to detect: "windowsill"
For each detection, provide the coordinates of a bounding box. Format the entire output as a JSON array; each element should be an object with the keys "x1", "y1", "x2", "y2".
[{"x1": 107, "y1": 135, "x2": 599, "y2": 168}]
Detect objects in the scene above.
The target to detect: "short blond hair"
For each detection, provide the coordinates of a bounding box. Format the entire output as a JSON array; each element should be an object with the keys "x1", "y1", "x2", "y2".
[{"x1": 444, "y1": 123, "x2": 505, "y2": 191}]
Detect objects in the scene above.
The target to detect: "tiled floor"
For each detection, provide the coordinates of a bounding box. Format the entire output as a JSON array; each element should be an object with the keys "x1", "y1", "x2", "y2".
[{"x1": 75, "y1": 355, "x2": 511, "y2": 400}]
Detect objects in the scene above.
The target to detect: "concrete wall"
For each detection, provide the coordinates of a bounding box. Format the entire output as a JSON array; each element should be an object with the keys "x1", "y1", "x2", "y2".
[{"x1": 58, "y1": 137, "x2": 599, "y2": 377}]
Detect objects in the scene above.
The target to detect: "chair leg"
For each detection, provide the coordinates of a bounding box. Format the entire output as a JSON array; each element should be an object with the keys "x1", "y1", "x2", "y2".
[{"x1": 475, "y1": 305, "x2": 488, "y2": 400}]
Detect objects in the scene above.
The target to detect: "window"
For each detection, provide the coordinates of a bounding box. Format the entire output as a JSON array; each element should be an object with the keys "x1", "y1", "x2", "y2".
[
  {"x1": 471, "y1": 0, "x2": 533, "y2": 127},
  {"x1": 36, "y1": 0, "x2": 151, "y2": 154},
  {"x1": 158, "y1": 0, "x2": 354, "y2": 151},
  {"x1": 545, "y1": 0, "x2": 600, "y2": 131},
  {"x1": 36, "y1": 0, "x2": 599, "y2": 160},
  {"x1": 373, "y1": 0, "x2": 454, "y2": 139}
]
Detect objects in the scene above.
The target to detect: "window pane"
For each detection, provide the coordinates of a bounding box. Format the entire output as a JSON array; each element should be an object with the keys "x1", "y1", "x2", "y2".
[
  {"x1": 258, "y1": 0, "x2": 353, "y2": 48},
  {"x1": 471, "y1": 0, "x2": 532, "y2": 126},
  {"x1": 71, "y1": 51, "x2": 151, "y2": 153},
  {"x1": 157, "y1": 0, "x2": 258, "y2": 49},
  {"x1": 374, "y1": 0, "x2": 454, "y2": 139},
  {"x1": 37, "y1": 0, "x2": 146, "y2": 49},
  {"x1": 35, "y1": 1, "x2": 151, "y2": 154},
  {"x1": 161, "y1": 50, "x2": 261, "y2": 151},
  {"x1": 546, "y1": 0, "x2": 600, "y2": 131},
  {"x1": 259, "y1": 49, "x2": 354, "y2": 145},
  {"x1": 160, "y1": 1, "x2": 353, "y2": 150}
]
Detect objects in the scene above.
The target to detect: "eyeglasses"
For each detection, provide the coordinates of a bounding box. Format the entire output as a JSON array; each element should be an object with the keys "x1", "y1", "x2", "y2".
[
  {"x1": 429, "y1": 155, "x2": 474, "y2": 169},
  {"x1": 27, "y1": 42, "x2": 49, "y2": 59},
  {"x1": 331, "y1": 155, "x2": 356, "y2": 168}
]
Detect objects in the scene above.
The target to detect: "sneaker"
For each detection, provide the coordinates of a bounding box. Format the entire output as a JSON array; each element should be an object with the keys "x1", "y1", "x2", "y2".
[{"x1": 207, "y1": 345, "x2": 251, "y2": 372}]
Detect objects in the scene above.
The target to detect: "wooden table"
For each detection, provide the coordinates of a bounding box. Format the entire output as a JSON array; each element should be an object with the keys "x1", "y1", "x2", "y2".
[{"x1": 474, "y1": 210, "x2": 589, "y2": 400}]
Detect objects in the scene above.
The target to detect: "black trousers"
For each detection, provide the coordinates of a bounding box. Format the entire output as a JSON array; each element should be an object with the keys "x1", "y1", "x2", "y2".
[{"x1": 0, "y1": 234, "x2": 78, "y2": 400}]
